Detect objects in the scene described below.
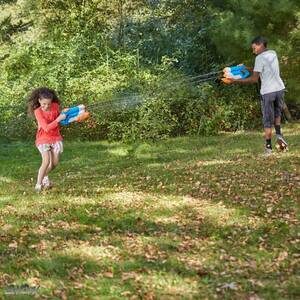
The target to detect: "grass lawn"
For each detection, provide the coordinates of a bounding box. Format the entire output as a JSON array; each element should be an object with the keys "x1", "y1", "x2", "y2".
[{"x1": 0, "y1": 124, "x2": 299, "y2": 299}]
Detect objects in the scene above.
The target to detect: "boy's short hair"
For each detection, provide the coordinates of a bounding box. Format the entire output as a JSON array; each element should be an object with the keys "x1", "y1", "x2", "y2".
[{"x1": 251, "y1": 36, "x2": 268, "y2": 47}]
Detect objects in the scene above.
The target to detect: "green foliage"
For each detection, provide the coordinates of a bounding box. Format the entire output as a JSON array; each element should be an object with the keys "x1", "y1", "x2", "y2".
[
  {"x1": 207, "y1": 0, "x2": 300, "y2": 106},
  {"x1": 0, "y1": 0, "x2": 298, "y2": 141},
  {"x1": 108, "y1": 97, "x2": 178, "y2": 142},
  {"x1": 208, "y1": 0, "x2": 300, "y2": 61},
  {"x1": 104, "y1": 79, "x2": 261, "y2": 142},
  {"x1": 179, "y1": 83, "x2": 260, "y2": 136}
]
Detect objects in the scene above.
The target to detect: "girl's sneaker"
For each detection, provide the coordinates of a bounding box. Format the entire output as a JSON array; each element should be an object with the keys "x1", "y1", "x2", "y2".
[
  {"x1": 42, "y1": 176, "x2": 51, "y2": 189},
  {"x1": 35, "y1": 184, "x2": 42, "y2": 193}
]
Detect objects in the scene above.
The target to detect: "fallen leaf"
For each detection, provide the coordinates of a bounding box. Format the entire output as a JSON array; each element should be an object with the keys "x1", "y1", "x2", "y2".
[{"x1": 103, "y1": 272, "x2": 114, "y2": 278}]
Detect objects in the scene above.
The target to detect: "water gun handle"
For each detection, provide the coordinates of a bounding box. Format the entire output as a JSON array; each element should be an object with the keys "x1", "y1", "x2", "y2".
[
  {"x1": 59, "y1": 105, "x2": 89, "y2": 125},
  {"x1": 222, "y1": 64, "x2": 251, "y2": 84}
]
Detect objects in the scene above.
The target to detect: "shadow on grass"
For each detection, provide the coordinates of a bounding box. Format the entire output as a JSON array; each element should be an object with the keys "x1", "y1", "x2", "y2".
[
  {"x1": 0, "y1": 125, "x2": 299, "y2": 299},
  {"x1": 1, "y1": 198, "x2": 298, "y2": 299}
]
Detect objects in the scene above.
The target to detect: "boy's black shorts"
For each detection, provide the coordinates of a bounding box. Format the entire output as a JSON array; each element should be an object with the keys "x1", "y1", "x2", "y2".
[{"x1": 260, "y1": 90, "x2": 285, "y2": 128}]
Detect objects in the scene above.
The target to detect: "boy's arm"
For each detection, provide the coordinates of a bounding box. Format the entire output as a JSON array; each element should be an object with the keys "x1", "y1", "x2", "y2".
[
  {"x1": 232, "y1": 71, "x2": 260, "y2": 84},
  {"x1": 228, "y1": 55, "x2": 261, "y2": 84}
]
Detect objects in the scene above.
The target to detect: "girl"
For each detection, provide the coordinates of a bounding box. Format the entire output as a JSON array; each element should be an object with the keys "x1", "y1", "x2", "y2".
[{"x1": 28, "y1": 87, "x2": 66, "y2": 192}]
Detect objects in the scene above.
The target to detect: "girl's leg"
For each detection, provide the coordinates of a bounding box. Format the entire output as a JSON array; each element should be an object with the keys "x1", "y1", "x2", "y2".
[
  {"x1": 36, "y1": 151, "x2": 51, "y2": 187},
  {"x1": 50, "y1": 150, "x2": 60, "y2": 168},
  {"x1": 42, "y1": 150, "x2": 61, "y2": 186},
  {"x1": 44, "y1": 152, "x2": 54, "y2": 177},
  {"x1": 45, "y1": 150, "x2": 60, "y2": 175},
  {"x1": 44, "y1": 142, "x2": 62, "y2": 177}
]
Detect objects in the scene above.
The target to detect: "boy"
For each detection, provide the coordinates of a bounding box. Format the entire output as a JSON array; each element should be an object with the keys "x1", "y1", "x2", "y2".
[{"x1": 228, "y1": 36, "x2": 288, "y2": 155}]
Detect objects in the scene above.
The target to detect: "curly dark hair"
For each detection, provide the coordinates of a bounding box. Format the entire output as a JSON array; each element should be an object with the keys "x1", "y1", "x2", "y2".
[{"x1": 27, "y1": 87, "x2": 60, "y2": 116}]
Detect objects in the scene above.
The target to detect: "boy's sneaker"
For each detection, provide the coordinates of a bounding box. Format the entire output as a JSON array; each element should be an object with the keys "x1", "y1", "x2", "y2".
[
  {"x1": 35, "y1": 184, "x2": 42, "y2": 193},
  {"x1": 264, "y1": 146, "x2": 273, "y2": 157},
  {"x1": 42, "y1": 176, "x2": 51, "y2": 188},
  {"x1": 276, "y1": 134, "x2": 288, "y2": 151}
]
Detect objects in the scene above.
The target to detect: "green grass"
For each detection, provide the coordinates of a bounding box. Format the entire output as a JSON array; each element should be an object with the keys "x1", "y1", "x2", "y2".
[{"x1": 0, "y1": 124, "x2": 299, "y2": 299}]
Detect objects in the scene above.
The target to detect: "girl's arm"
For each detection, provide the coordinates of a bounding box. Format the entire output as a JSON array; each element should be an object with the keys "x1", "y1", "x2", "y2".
[{"x1": 34, "y1": 109, "x2": 66, "y2": 132}]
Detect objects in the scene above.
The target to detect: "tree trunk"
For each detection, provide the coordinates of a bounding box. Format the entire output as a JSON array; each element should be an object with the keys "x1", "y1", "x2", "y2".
[{"x1": 283, "y1": 101, "x2": 292, "y2": 121}]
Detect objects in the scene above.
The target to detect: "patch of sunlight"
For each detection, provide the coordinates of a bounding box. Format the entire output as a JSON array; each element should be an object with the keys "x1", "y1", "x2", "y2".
[
  {"x1": 273, "y1": 151, "x2": 299, "y2": 159},
  {"x1": 228, "y1": 148, "x2": 248, "y2": 155},
  {"x1": 150, "y1": 195, "x2": 184, "y2": 210},
  {"x1": 153, "y1": 196, "x2": 254, "y2": 227},
  {"x1": 103, "y1": 192, "x2": 186, "y2": 213},
  {"x1": 122, "y1": 235, "x2": 146, "y2": 255},
  {"x1": 197, "y1": 159, "x2": 233, "y2": 166},
  {"x1": 0, "y1": 176, "x2": 14, "y2": 183},
  {"x1": 151, "y1": 196, "x2": 197, "y2": 224},
  {"x1": 62, "y1": 243, "x2": 121, "y2": 262},
  {"x1": 135, "y1": 144, "x2": 190, "y2": 160},
  {"x1": 56, "y1": 196, "x2": 99, "y2": 206},
  {"x1": 171, "y1": 149, "x2": 189, "y2": 154},
  {"x1": 107, "y1": 147, "x2": 128, "y2": 157},
  {"x1": 154, "y1": 215, "x2": 181, "y2": 224},
  {"x1": 135, "y1": 152, "x2": 153, "y2": 160},
  {"x1": 147, "y1": 159, "x2": 236, "y2": 168},
  {"x1": 191, "y1": 200, "x2": 247, "y2": 226},
  {"x1": 142, "y1": 271, "x2": 199, "y2": 296},
  {"x1": 146, "y1": 162, "x2": 163, "y2": 168},
  {"x1": 198, "y1": 146, "x2": 215, "y2": 153},
  {"x1": 136, "y1": 152, "x2": 154, "y2": 159},
  {"x1": 104, "y1": 191, "x2": 150, "y2": 207},
  {"x1": 195, "y1": 201, "x2": 256, "y2": 227},
  {"x1": 152, "y1": 196, "x2": 196, "y2": 225},
  {"x1": 203, "y1": 205, "x2": 238, "y2": 224},
  {"x1": 222, "y1": 130, "x2": 246, "y2": 136},
  {"x1": 39, "y1": 279, "x2": 57, "y2": 290},
  {"x1": 134, "y1": 143, "x2": 159, "y2": 155},
  {"x1": 282, "y1": 124, "x2": 300, "y2": 136},
  {"x1": 176, "y1": 249, "x2": 212, "y2": 267},
  {"x1": 0, "y1": 195, "x2": 13, "y2": 202},
  {"x1": 3, "y1": 196, "x2": 100, "y2": 217}
]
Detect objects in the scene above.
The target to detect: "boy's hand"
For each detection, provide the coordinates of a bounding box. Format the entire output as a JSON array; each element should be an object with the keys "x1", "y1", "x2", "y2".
[{"x1": 222, "y1": 78, "x2": 235, "y2": 84}]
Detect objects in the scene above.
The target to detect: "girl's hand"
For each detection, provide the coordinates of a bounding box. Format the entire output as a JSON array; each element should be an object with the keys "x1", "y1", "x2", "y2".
[{"x1": 56, "y1": 114, "x2": 67, "y2": 122}]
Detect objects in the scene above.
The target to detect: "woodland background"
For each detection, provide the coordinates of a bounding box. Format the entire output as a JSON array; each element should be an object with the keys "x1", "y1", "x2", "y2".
[{"x1": 0, "y1": 0, "x2": 299, "y2": 141}]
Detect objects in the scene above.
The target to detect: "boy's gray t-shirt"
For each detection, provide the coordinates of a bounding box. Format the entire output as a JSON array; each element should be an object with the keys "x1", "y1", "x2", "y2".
[{"x1": 253, "y1": 49, "x2": 285, "y2": 95}]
